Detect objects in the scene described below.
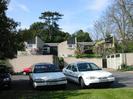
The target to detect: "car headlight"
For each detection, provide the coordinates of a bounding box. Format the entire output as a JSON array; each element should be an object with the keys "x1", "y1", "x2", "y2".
[
  {"x1": 86, "y1": 76, "x2": 96, "y2": 79},
  {"x1": 3, "y1": 78, "x2": 10, "y2": 81}
]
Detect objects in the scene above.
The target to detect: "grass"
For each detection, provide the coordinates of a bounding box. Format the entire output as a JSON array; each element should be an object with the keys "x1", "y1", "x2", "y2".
[{"x1": 1, "y1": 88, "x2": 133, "y2": 99}]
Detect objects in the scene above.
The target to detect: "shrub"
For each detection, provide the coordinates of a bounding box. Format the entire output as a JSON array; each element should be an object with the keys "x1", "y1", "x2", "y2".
[
  {"x1": 58, "y1": 57, "x2": 64, "y2": 70},
  {"x1": 75, "y1": 54, "x2": 101, "y2": 58},
  {"x1": 119, "y1": 64, "x2": 133, "y2": 71}
]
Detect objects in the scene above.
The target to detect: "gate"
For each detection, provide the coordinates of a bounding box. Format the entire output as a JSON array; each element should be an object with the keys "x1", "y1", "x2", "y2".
[
  {"x1": 106, "y1": 53, "x2": 125, "y2": 69},
  {"x1": 102, "y1": 59, "x2": 107, "y2": 68}
]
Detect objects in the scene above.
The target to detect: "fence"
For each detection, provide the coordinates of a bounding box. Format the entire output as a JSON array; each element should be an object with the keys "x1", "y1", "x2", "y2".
[
  {"x1": 106, "y1": 53, "x2": 125, "y2": 69},
  {"x1": 106, "y1": 53, "x2": 133, "y2": 69}
]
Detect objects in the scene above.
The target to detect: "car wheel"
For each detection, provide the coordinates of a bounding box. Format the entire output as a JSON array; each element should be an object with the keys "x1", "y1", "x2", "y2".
[{"x1": 80, "y1": 78, "x2": 86, "y2": 88}]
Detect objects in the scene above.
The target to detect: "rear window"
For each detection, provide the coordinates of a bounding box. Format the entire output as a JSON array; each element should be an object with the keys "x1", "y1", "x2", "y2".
[{"x1": 33, "y1": 64, "x2": 60, "y2": 73}]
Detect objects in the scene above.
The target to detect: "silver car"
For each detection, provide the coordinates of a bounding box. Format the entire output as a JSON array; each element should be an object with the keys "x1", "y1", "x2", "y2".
[{"x1": 29, "y1": 63, "x2": 67, "y2": 89}]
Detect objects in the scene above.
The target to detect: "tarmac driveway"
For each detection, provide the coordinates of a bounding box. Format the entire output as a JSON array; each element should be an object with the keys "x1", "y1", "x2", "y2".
[
  {"x1": 112, "y1": 71, "x2": 133, "y2": 87},
  {"x1": 0, "y1": 71, "x2": 133, "y2": 99},
  {"x1": 9, "y1": 71, "x2": 133, "y2": 90}
]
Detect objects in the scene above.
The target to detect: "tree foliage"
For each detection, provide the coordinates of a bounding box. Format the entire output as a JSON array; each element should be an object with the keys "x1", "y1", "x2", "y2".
[
  {"x1": 94, "y1": 0, "x2": 133, "y2": 53},
  {"x1": 19, "y1": 11, "x2": 70, "y2": 43},
  {"x1": 72, "y1": 30, "x2": 92, "y2": 42},
  {"x1": 39, "y1": 11, "x2": 63, "y2": 39},
  {"x1": 0, "y1": 0, "x2": 18, "y2": 59}
]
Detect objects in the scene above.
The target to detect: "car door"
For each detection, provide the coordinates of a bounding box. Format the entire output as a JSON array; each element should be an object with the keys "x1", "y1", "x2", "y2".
[
  {"x1": 63, "y1": 64, "x2": 72, "y2": 80},
  {"x1": 71, "y1": 64, "x2": 79, "y2": 83}
]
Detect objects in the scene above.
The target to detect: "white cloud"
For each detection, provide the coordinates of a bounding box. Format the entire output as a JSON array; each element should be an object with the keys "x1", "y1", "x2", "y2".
[
  {"x1": 17, "y1": 4, "x2": 30, "y2": 13},
  {"x1": 87, "y1": 0, "x2": 109, "y2": 11},
  {"x1": 7, "y1": 0, "x2": 30, "y2": 13}
]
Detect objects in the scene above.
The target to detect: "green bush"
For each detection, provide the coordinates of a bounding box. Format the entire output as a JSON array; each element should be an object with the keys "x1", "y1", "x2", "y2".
[
  {"x1": 75, "y1": 54, "x2": 101, "y2": 58},
  {"x1": 58, "y1": 57, "x2": 64, "y2": 70},
  {"x1": 0, "y1": 60, "x2": 6, "y2": 64},
  {"x1": 119, "y1": 64, "x2": 133, "y2": 71}
]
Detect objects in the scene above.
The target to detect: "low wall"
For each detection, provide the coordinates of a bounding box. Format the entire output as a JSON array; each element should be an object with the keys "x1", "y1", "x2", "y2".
[
  {"x1": 64, "y1": 57, "x2": 102, "y2": 68},
  {"x1": 126, "y1": 53, "x2": 133, "y2": 66},
  {"x1": 8, "y1": 55, "x2": 54, "y2": 72}
]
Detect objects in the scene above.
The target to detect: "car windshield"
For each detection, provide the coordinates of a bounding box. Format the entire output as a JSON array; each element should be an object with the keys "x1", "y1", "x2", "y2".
[
  {"x1": 34, "y1": 64, "x2": 60, "y2": 73},
  {"x1": 77, "y1": 63, "x2": 102, "y2": 72}
]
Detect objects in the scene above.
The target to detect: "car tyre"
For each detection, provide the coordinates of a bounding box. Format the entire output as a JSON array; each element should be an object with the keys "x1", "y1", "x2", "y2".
[{"x1": 80, "y1": 78, "x2": 86, "y2": 88}]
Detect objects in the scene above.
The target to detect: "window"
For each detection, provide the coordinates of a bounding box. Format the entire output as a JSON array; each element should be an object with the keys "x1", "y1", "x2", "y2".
[
  {"x1": 72, "y1": 65, "x2": 77, "y2": 72},
  {"x1": 116, "y1": 54, "x2": 120, "y2": 57},
  {"x1": 77, "y1": 63, "x2": 101, "y2": 72},
  {"x1": 89, "y1": 63, "x2": 101, "y2": 70},
  {"x1": 66, "y1": 65, "x2": 72, "y2": 70},
  {"x1": 107, "y1": 56, "x2": 110, "y2": 58},
  {"x1": 111, "y1": 55, "x2": 114, "y2": 58},
  {"x1": 34, "y1": 64, "x2": 60, "y2": 73},
  {"x1": 77, "y1": 63, "x2": 91, "y2": 71}
]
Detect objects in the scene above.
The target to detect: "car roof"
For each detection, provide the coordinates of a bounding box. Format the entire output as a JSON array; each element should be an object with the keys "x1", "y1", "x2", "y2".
[
  {"x1": 34, "y1": 63, "x2": 54, "y2": 66},
  {"x1": 69, "y1": 61, "x2": 94, "y2": 65}
]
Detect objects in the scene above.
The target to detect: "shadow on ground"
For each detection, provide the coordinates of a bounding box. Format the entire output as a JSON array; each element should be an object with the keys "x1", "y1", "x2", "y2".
[{"x1": 0, "y1": 75, "x2": 127, "y2": 99}]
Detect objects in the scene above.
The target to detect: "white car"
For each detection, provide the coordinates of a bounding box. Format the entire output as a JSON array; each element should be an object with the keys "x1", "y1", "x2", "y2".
[
  {"x1": 29, "y1": 63, "x2": 67, "y2": 89},
  {"x1": 63, "y1": 62, "x2": 115, "y2": 88}
]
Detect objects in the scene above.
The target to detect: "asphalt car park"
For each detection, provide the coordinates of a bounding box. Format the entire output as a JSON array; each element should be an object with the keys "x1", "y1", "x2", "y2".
[
  {"x1": 0, "y1": 71, "x2": 133, "y2": 99},
  {"x1": 0, "y1": 71, "x2": 132, "y2": 91}
]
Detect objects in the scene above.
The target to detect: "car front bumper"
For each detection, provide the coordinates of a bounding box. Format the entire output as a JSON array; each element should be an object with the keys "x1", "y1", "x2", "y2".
[
  {"x1": 84, "y1": 77, "x2": 115, "y2": 86},
  {"x1": 33, "y1": 80, "x2": 67, "y2": 87}
]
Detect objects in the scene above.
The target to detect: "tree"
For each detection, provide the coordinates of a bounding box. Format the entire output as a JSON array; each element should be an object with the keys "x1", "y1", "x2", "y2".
[
  {"x1": 108, "y1": 0, "x2": 133, "y2": 52},
  {"x1": 72, "y1": 30, "x2": 92, "y2": 42},
  {"x1": 94, "y1": 15, "x2": 114, "y2": 40},
  {"x1": 39, "y1": 11, "x2": 63, "y2": 39},
  {"x1": 0, "y1": 0, "x2": 18, "y2": 59},
  {"x1": 93, "y1": 0, "x2": 133, "y2": 53}
]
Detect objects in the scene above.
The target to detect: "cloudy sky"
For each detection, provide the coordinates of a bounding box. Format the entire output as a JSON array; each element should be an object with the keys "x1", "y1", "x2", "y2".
[{"x1": 7, "y1": 0, "x2": 111, "y2": 34}]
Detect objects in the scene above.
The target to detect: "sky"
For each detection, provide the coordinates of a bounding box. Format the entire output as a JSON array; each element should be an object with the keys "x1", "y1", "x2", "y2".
[{"x1": 7, "y1": 0, "x2": 111, "y2": 34}]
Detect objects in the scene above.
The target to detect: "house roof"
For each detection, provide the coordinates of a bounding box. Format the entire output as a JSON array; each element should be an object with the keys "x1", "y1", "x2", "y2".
[{"x1": 78, "y1": 42, "x2": 95, "y2": 46}]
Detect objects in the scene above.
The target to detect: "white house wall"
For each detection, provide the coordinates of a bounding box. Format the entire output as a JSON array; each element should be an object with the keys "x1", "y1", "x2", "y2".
[
  {"x1": 58, "y1": 41, "x2": 76, "y2": 57},
  {"x1": 36, "y1": 36, "x2": 44, "y2": 48}
]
